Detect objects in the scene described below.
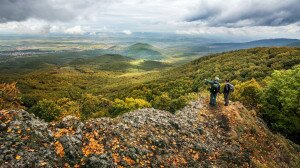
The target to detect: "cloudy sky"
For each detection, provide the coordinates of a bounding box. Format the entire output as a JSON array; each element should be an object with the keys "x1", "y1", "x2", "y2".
[{"x1": 0, "y1": 0, "x2": 300, "y2": 39}]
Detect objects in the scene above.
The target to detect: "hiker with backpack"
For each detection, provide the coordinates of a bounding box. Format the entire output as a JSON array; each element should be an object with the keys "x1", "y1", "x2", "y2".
[
  {"x1": 205, "y1": 77, "x2": 220, "y2": 106},
  {"x1": 223, "y1": 79, "x2": 234, "y2": 106}
]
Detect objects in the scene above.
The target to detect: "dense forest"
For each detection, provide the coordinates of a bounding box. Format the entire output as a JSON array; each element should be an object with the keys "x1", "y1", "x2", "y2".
[{"x1": 1, "y1": 47, "x2": 300, "y2": 143}]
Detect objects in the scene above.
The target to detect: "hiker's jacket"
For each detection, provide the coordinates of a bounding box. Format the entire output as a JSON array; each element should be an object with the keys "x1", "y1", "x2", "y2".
[
  {"x1": 223, "y1": 83, "x2": 234, "y2": 94},
  {"x1": 205, "y1": 80, "x2": 220, "y2": 94},
  {"x1": 223, "y1": 83, "x2": 231, "y2": 94}
]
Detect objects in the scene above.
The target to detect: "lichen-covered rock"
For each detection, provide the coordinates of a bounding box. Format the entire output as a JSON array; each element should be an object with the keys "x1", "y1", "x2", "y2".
[{"x1": 0, "y1": 99, "x2": 299, "y2": 167}]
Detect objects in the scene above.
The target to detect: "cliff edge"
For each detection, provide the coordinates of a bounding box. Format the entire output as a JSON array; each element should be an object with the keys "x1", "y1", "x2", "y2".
[{"x1": 0, "y1": 99, "x2": 299, "y2": 167}]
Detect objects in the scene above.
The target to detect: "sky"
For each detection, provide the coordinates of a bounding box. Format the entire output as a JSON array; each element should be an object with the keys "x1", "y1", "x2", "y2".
[{"x1": 0, "y1": 0, "x2": 300, "y2": 40}]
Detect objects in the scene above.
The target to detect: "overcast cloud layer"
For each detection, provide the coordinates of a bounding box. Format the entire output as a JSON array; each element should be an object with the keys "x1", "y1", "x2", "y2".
[
  {"x1": 0, "y1": 0, "x2": 300, "y2": 39},
  {"x1": 185, "y1": 0, "x2": 300, "y2": 27}
]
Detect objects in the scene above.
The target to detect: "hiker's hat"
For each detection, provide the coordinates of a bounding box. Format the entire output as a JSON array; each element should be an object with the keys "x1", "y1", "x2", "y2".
[{"x1": 215, "y1": 76, "x2": 219, "y2": 81}]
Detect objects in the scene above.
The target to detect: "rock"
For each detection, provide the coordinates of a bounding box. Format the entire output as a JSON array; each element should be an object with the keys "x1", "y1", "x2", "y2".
[
  {"x1": 0, "y1": 100, "x2": 299, "y2": 167},
  {"x1": 197, "y1": 127, "x2": 204, "y2": 135},
  {"x1": 193, "y1": 143, "x2": 202, "y2": 151},
  {"x1": 59, "y1": 136, "x2": 68, "y2": 143},
  {"x1": 169, "y1": 120, "x2": 180, "y2": 130},
  {"x1": 84, "y1": 155, "x2": 113, "y2": 168},
  {"x1": 153, "y1": 139, "x2": 167, "y2": 148},
  {"x1": 0, "y1": 123, "x2": 7, "y2": 131}
]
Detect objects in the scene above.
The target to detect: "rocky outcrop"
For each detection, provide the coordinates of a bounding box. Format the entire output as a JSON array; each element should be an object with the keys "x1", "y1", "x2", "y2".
[{"x1": 0, "y1": 99, "x2": 299, "y2": 167}]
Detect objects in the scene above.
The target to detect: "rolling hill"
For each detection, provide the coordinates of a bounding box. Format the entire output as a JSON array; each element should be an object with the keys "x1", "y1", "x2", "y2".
[
  {"x1": 123, "y1": 43, "x2": 164, "y2": 60},
  {"x1": 287, "y1": 42, "x2": 300, "y2": 47},
  {"x1": 208, "y1": 38, "x2": 300, "y2": 52}
]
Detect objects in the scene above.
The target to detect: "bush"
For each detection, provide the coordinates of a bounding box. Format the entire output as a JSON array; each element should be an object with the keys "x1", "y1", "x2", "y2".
[
  {"x1": 29, "y1": 99, "x2": 61, "y2": 122},
  {"x1": 56, "y1": 98, "x2": 81, "y2": 119},
  {"x1": 0, "y1": 82, "x2": 22, "y2": 110},
  {"x1": 109, "y1": 97, "x2": 151, "y2": 117},
  {"x1": 79, "y1": 94, "x2": 111, "y2": 119},
  {"x1": 152, "y1": 92, "x2": 172, "y2": 111},
  {"x1": 260, "y1": 66, "x2": 300, "y2": 143},
  {"x1": 231, "y1": 79, "x2": 262, "y2": 108},
  {"x1": 170, "y1": 96, "x2": 188, "y2": 113},
  {"x1": 21, "y1": 95, "x2": 38, "y2": 108}
]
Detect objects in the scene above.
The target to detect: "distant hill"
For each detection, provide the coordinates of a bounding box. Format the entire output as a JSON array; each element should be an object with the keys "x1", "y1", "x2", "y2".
[
  {"x1": 208, "y1": 38, "x2": 300, "y2": 52},
  {"x1": 123, "y1": 43, "x2": 164, "y2": 60},
  {"x1": 287, "y1": 42, "x2": 300, "y2": 47}
]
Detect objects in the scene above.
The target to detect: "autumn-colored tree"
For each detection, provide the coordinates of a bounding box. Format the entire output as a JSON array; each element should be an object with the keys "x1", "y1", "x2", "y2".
[
  {"x1": 109, "y1": 97, "x2": 151, "y2": 117},
  {"x1": 0, "y1": 82, "x2": 22, "y2": 110},
  {"x1": 56, "y1": 98, "x2": 81, "y2": 119}
]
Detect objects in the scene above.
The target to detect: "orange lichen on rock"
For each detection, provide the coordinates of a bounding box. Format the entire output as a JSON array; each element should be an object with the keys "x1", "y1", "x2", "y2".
[
  {"x1": 82, "y1": 132, "x2": 104, "y2": 156},
  {"x1": 123, "y1": 156, "x2": 135, "y2": 165},
  {"x1": 54, "y1": 141, "x2": 65, "y2": 158},
  {"x1": 113, "y1": 153, "x2": 120, "y2": 163},
  {"x1": 53, "y1": 128, "x2": 75, "y2": 138}
]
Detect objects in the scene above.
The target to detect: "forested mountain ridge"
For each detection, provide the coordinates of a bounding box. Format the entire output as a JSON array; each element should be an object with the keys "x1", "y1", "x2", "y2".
[
  {"x1": 1, "y1": 98, "x2": 299, "y2": 167},
  {"x1": 207, "y1": 38, "x2": 300, "y2": 52}
]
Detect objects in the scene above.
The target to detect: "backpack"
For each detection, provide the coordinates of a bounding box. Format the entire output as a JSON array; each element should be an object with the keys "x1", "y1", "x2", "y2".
[
  {"x1": 211, "y1": 83, "x2": 220, "y2": 94},
  {"x1": 228, "y1": 83, "x2": 234, "y2": 92}
]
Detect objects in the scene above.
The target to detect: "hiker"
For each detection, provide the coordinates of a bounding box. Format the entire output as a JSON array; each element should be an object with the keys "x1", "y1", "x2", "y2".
[
  {"x1": 223, "y1": 79, "x2": 234, "y2": 106},
  {"x1": 205, "y1": 77, "x2": 220, "y2": 106}
]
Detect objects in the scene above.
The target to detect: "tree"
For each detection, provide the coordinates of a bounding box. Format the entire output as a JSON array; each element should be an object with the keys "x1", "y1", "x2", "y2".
[
  {"x1": 56, "y1": 98, "x2": 81, "y2": 119},
  {"x1": 29, "y1": 99, "x2": 61, "y2": 122},
  {"x1": 21, "y1": 95, "x2": 38, "y2": 109},
  {"x1": 109, "y1": 97, "x2": 151, "y2": 117},
  {"x1": 231, "y1": 79, "x2": 262, "y2": 108},
  {"x1": 0, "y1": 83, "x2": 22, "y2": 110},
  {"x1": 152, "y1": 92, "x2": 172, "y2": 111},
  {"x1": 260, "y1": 66, "x2": 300, "y2": 143},
  {"x1": 79, "y1": 94, "x2": 111, "y2": 119},
  {"x1": 170, "y1": 96, "x2": 188, "y2": 113}
]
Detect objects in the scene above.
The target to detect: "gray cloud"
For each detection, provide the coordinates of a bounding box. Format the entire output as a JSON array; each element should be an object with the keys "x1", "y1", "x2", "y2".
[
  {"x1": 0, "y1": 0, "x2": 78, "y2": 22},
  {"x1": 185, "y1": 0, "x2": 300, "y2": 27},
  {"x1": 0, "y1": 0, "x2": 116, "y2": 23},
  {"x1": 0, "y1": 0, "x2": 299, "y2": 37}
]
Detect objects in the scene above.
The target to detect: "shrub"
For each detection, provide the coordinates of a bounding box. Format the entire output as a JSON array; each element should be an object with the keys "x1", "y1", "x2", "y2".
[
  {"x1": 56, "y1": 98, "x2": 81, "y2": 119},
  {"x1": 29, "y1": 99, "x2": 61, "y2": 122},
  {"x1": 109, "y1": 97, "x2": 151, "y2": 117},
  {"x1": 21, "y1": 95, "x2": 38, "y2": 108},
  {"x1": 79, "y1": 94, "x2": 111, "y2": 119},
  {"x1": 170, "y1": 96, "x2": 188, "y2": 113},
  {"x1": 152, "y1": 92, "x2": 172, "y2": 111},
  {"x1": 260, "y1": 66, "x2": 300, "y2": 143},
  {"x1": 231, "y1": 79, "x2": 262, "y2": 108}
]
